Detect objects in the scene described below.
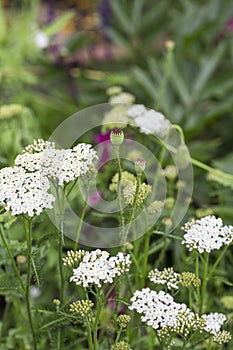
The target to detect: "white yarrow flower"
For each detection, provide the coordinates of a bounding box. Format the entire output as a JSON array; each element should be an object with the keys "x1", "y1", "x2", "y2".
[
  {"x1": 127, "y1": 104, "x2": 147, "y2": 118},
  {"x1": 0, "y1": 166, "x2": 55, "y2": 217},
  {"x1": 130, "y1": 107, "x2": 171, "y2": 137},
  {"x1": 203, "y1": 313, "x2": 227, "y2": 335},
  {"x1": 149, "y1": 267, "x2": 182, "y2": 290},
  {"x1": 15, "y1": 139, "x2": 98, "y2": 186},
  {"x1": 129, "y1": 288, "x2": 187, "y2": 330},
  {"x1": 182, "y1": 215, "x2": 233, "y2": 253},
  {"x1": 69, "y1": 249, "x2": 131, "y2": 288}
]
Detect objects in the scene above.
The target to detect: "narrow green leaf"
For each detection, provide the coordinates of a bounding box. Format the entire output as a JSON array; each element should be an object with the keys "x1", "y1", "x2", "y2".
[
  {"x1": 43, "y1": 11, "x2": 75, "y2": 37},
  {"x1": 193, "y1": 43, "x2": 226, "y2": 96}
]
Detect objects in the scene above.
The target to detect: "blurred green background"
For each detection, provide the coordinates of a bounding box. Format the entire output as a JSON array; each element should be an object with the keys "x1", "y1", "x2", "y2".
[{"x1": 0, "y1": 0, "x2": 233, "y2": 214}]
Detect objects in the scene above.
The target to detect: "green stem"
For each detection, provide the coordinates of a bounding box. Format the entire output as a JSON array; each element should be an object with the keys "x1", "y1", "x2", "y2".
[
  {"x1": 121, "y1": 174, "x2": 141, "y2": 247},
  {"x1": 93, "y1": 290, "x2": 103, "y2": 349},
  {"x1": 200, "y1": 253, "x2": 209, "y2": 314},
  {"x1": 157, "y1": 44, "x2": 174, "y2": 110},
  {"x1": 86, "y1": 320, "x2": 94, "y2": 350},
  {"x1": 24, "y1": 218, "x2": 37, "y2": 350},
  {"x1": 141, "y1": 231, "x2": 151, "y2": 287},
  {"x1": 74, "y1": 194, "x2": 89, "y2": 251},
  {"x1": 0, "y1": 225, "x2": 25, "y2": 293},
  {"x1": 115, "y1": 328, "x2": 122, "y2": 343},
  {"x1": 195, "y1": 252, "x2": 200, "y2": 309},
  {"x1": 115, "y1": 146, "x2": 125, "y2": 230},
  {"x1": 207, "y1": 245, "x2": 228, "y2": 280}
]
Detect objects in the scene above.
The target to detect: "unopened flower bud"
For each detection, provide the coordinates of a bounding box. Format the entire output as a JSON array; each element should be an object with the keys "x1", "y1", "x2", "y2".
[
  {"x1": 16, "y1": 255, "x2": 27, "y2": 264},
  {"x1": 110, "y1": 128, "x2": 124, "y2": 146},
  {"x1": 165, "y1": 40, "x2": 175, "y2": 50},
  {"x1": 134, "y1": 158, "x2": 146, "y2": 174}
]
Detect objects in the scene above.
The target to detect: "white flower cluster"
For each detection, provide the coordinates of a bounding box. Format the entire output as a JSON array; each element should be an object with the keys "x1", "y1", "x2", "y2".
[
  {"x1": 15, "y1": 140, "x2": 98, "y2": 186},
  {"x1": 129, "y1": 288, "x2": 229, "y2": 342},
  {"x1": 0, "y1": 139, "x2": 98, "y2": 217},
  {"x1": 0, "y1": 166, "x2": 54, "y2": 216},
  {"x1": 129, "y1": 288, "x2": 187, "y2": 330},
  {"x1": 148, "y1": 267, "x2": 182, "y2": 290},
  {"x1": 182, "y1": 215, "x2": 233, "y2": 253},
  {"x1": 69, "y1": 249, "x2": 131, "y2": 288},
  {"x1": 127, "y1": 104, "x2": 171, "y2": 137},
  {"x1": 203, "y1": 313, "x2": 227, "y2": 334}
]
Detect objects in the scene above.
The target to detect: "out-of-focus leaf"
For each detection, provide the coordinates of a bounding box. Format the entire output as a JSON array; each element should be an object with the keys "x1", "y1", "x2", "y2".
[
  {"x1": 43, "y1": 11, "x2": 75, "y2": 37},
  {"x1": 193, "y1": 43, "x2": 226, "y2": 96},
  {"x1": 110, "y1": 1, "x2": 135, "y2": 36},
  {"x1": 170, "y1": 62, "x2": 191, "y2": 106},
  {"x1": 132, "y1": 67, "x2": 158, "y2": 102}
]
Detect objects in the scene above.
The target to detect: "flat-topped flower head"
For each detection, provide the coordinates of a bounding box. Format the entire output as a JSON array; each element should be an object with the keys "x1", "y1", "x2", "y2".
[
  {"x1": 127, "y1": 105, "x2": 171, "y2": 137},
  {"x1": 182, "y1": 215, "x2": 233, "y2": 253},
  {"x1": 149, "y1": 267, "x2": 182, "y2": 290},
  {"x1": 68, "y1": 249, "x2": 131, "y2": 288},
  {"x1": 15, "y1": 139, "x2": 98, "y2": 186},
  {"x1": 129, "y1": 288, "x2": 187, "y2": 330},
  {"x1": 0, "y1": 166, "x2": 55, "y2": 217},
  {"x1": 203, "y1": 313, "x2": 227, "y2": 334}
]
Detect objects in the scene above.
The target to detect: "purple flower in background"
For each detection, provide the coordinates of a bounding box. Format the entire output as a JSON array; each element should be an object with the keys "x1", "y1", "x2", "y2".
[
  {"x1": 217, "y1": 16, "x2": 233, "y2": 41},
  {"x1": 88, "y1": 191, "x2": 101, "y2": 205},
  {"x1": 94, "y1": 131, "x2": 110, "y2": 144},
  {"x1": 93, "y1": 131, "x2": 111, "y2": 167},
  {"x1": 98, "y1": 0, "x2": 112, "y2": 40}
]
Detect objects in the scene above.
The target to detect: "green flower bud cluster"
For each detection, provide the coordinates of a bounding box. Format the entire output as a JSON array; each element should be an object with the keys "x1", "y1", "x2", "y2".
[
  {"x1": 165, "y1": 197, "x2": 175, "y2": 209},
  {"x1": 106, "y1": 86, "x2": 123, "y2": 96},
  {"x1": 172, "y1": 312, "x2": 205, "y2": 337},
  {"x1": 111, "y1": 341, "x2": 132, "y2": 350},
  {"x1": 163, "y1": 165, "x2": 177, "y2": 180},
  {"x1": 63, "y1": 250, "x2": 86, "y2": 267},
  {"x1": 109, "y1": 171, "x2": 136, "y2": 192},
  {"x1": 117, "y1": 314, "x2": 131, "y2": 329},
  {"x1": 70, "y1": 299, "x2": 94, "y2": 317},
  {"x1": 158, "y1": 312, "x2": 205, "y2": 338},
  {"x1": 0, "y1": 104, "x2": 24, "y2": 120},
  {"x1": 147, "y1": 200, "x2": 164, "y2": 214},
  {"x1": 181, "y1": 272, "x2": 201, "y2": 287},
  {"x1": 213, "y1": 330, "x2": 232, "y2": 344},
  {"x1": 195, "y1": 208, "x2": 214, "y2": 218},
  {"x1": 123, "y1": 182, "x2": 151, "y2": 207},
  {"x1": 149, "y1": 268, "x2": 201, "y2": 290}
]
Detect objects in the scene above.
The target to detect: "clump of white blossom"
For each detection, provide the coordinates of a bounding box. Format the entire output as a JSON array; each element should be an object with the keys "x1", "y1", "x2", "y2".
[
  {"x1": 65, "y1": 249, "x2": 131, "y2": 288},
  {"x1": 148, "y1": 268, "x2": 201, "y2": 290},
  {"x1": 0, "y1": 166, "x2": 55, "y2": 216},
  {"x1": 127, "y1": 104, "x2": 171, "y2": 137},
  {"x1": 15, "y1": 139, "x2": 98, "y2": 186},
  {"x1": 129, "y1": 288, "x2": 230, "y2": 343},
  {"x1": 149, "y1": 267, "x2": 182, "y2": 290},
  {"x1": 202, "y1": 313, "x2": 227, "y2": 334},
  {"x1": 129, "y1": 288, "x2": 188, "y2": 330},
  {"x1": 182, "y1": 215, "x2": 233, "y2": 253}
]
